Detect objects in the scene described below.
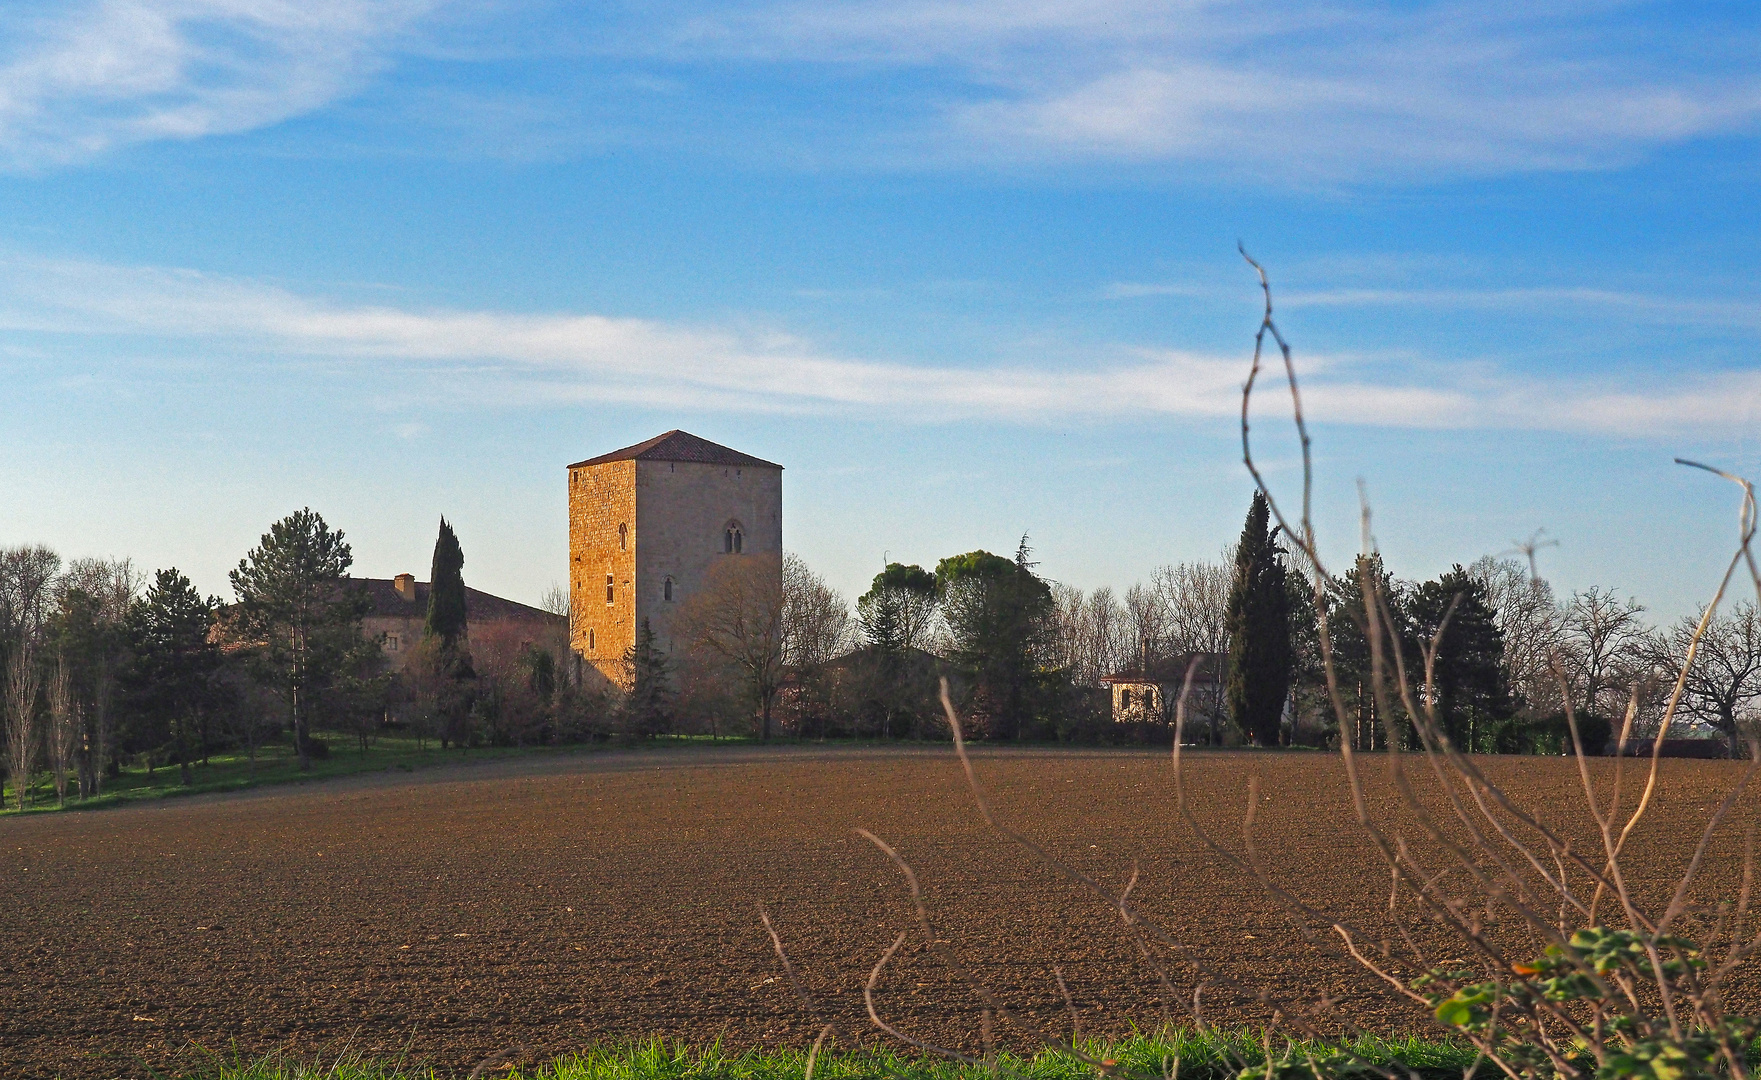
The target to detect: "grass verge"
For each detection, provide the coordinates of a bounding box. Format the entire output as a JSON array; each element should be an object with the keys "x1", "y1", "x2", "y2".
[
  {"x1": 1, "y1": 731, "x2": 759, "y2": 816},
  {"x1": 151, "y1": 1033, "x2": 1487, "y2": 1080}
]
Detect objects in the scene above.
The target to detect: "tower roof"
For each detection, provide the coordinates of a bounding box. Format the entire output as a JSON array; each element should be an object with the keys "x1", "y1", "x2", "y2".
[{"x1": 568, "y1": 430, "x2": 783, "y2": 470}]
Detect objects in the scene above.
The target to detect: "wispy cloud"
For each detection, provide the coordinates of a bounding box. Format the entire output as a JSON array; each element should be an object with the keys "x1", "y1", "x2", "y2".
[
  {"x1": 663, "y1": 0, "x2": 1761, "y2": 179},
  {"x1": 0, "y1": 0, "x2": 436, "y2": 169},
  {"x1": 1104, "y1": 279, "x2": 1761, "y2": 331},
  {"x1": 3, "y1": 0, "x2": 1755, "y2": 180},
  {"x1": 1, "y1": 253, "x2": 1756, "y2": 433}
]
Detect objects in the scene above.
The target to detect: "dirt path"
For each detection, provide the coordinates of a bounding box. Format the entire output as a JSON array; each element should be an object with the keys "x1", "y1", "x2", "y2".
[{"x1": 3, "y1": 746, "x2": 1755, "y2": 1078}]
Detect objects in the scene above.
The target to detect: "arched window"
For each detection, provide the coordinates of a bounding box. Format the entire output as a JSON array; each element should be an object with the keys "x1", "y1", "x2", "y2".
[
  {"x1": 723, "y1": 521, "x2": 744, "y2": 554},
  {"x1": 664, "y1": 576, "x2": 675, "y2": 602},
  {"x1": 618, "y1": 522, "x2": 628, "y2": 551},
  {"x1": 605, "y1": 573, "x2": 614, "y2": 604}
]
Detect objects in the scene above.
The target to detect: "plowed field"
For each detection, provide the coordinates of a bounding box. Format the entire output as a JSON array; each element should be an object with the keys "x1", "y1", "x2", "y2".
[{"x1": 3, "y1": 746, "x2": 1757, "y2": 1078}]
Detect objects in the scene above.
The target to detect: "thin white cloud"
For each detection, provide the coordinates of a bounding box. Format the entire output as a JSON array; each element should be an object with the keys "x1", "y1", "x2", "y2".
[
  {"x1": 667, "y1": 0, "x2": 1761, "y2": 179},
  {"x1": 1103, "y1": 280, "x2": 1761, "y2": 331},
  {"x1": 0, "y1": 1, "x2": 1753, "y2": 179},
  {"x1": 0, "y1": 0, "x2": 436, "y2": 169},
  {"x1": 0, "y1": 253, "x2": 1756, "y2": 433}
]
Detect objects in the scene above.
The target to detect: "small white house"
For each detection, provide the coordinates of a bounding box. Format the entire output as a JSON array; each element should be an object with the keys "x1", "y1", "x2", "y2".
[{"x1": 1100, "y1": 653, "x2": 1225, "y2": 725}]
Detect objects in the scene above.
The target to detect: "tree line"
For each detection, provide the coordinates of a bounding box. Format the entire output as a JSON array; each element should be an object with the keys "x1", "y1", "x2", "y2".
[
  {"x1": 0, "y1": 511, "x2": 597, "y2": 808},
  {"x1": 683, "y1": 493, "x2": 1760, "y2": 753},
  {"x1": 1035, "y1": 493, "x2": 1761, "y2": 754},
  {"x1": 7, "y1": 496, "x2": 1756, "y2": 805}
]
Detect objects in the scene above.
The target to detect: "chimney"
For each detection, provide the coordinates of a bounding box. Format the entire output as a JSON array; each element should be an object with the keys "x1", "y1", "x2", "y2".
[{"x1": 394, "y1": 573, "x2": 416, "y2": 602}]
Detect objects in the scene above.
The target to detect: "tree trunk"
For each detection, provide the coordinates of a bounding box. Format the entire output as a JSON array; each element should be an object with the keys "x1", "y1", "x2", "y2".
[{"x1": 293, "y1": 625, "x2": 311, "y2": 771}]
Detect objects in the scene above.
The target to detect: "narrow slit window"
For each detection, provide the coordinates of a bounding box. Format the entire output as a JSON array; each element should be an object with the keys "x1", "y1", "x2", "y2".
[
  {"x1": 605, "y1": 574, "x2": 614, "y2": 604},
  {"x1": 618, "y1": 522, "x2": 628, "y2": 551},
  {"x1": 589, "y1": 629, "x2": 595, "y2": 650},
  {"x1": 664, "y1": 577, "x2": 674, "y2": 602}
]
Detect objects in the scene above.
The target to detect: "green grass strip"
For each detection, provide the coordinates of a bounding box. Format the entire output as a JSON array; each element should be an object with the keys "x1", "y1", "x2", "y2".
[{"x1": 152, "y1": 1032, "x2": 1489, "y2": 1080}]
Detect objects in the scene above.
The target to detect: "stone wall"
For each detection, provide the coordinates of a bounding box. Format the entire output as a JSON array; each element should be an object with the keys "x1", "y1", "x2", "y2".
[
  {"x1": 633, "y1": 459, "x2": 782, "y2": 656},
  {"x1": 363, "y1": 614, "x2": 426, "y2": 671},
  {"x1": 568, "y1": 459, "x2": 637, "y2": 684},
  {"x1": 569, "y1": 454, "x2": 783, "y2": 689}
]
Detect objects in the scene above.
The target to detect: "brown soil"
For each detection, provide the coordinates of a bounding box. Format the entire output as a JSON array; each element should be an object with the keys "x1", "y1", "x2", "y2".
[{"x1": 2, "y1": 746, "x2": 1756, "y2": 1078}]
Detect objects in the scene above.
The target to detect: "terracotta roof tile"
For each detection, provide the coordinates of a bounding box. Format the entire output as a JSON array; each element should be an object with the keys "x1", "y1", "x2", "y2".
[{"x1": 567, "y1": 430, "x2": 782, "y2": 470}]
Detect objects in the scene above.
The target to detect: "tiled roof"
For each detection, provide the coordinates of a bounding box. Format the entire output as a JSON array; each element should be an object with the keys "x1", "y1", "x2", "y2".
[
  {"x1": 1101, "y1": 652, "x2": 1225, "y2": 685},
  {"x1": 567, "y1": 430, "x2": 783, "y2": 470},
  {"x1": 357, "y1": 578, "x2": 563, "y2": 625}
]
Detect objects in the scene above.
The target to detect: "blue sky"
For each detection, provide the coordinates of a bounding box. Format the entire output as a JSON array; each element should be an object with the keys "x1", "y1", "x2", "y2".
[{"x1": 3, "y1": 0, "x2": 1760, "y2": 619}]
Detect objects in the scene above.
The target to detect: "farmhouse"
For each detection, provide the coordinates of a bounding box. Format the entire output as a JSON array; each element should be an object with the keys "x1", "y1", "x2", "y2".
[
  {"x1": 361, "y1": 574, "x2": 563, "y2": 671},
  {"x1": 568, "y1": 430, "x2": 783, "y2": 687},
  {"x1": 1101, "y1": 652, "x2": 1225, "y2": 725}
]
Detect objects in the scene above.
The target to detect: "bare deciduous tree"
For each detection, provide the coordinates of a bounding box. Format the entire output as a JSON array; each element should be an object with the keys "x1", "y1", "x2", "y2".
[
  {"x1": 1051, "y1": 584, "x2": 1129, "y2": 686},
  {"x1": 47, "y1": 656, "x2": 78, "y2": 806},
  {"x1": 1047, "y1": 582, "x2": 1086, "y2": 679},
  {"x1": 675, "y1": 552, "x2": 785, "y2": 741},
  {"x1": 1121, "y1": 582, "x2": 1170, "y2": 672},
  {"x1": 5, "y1": 645, "x2": 40, "y2": 811},
  {"x1": 1082, "y1": 587, "x2": 1128, "y2": 679},
  {"x1": 1155, "y1": 559, "x2": 1232, "y2": 738},
  {"x1": 783, "y1": 553, "x2": 851, "y2": 669},
  {"x1": 1654, "y1": 601, "x2": 1761, "y2": 756},
  {"x1": 50, "y1": 556, "x2": 137, "y2": 798},
  {"x1": 54, "y1": 557, "x2": 142, "y2": 622},
  {"x1": 1154, "y1": 558, "x2": 1231, "y2": 657},
  {"x1": 1466, "y1": 554, "x2": 1563, "y2": 716},
  {"x1": 0, "y1": 545, "x2": 61, "y2": 645},
  {"x1": 1562, "y1": 586, "x2": 1650, "y2": 720},
  {"x1": 539, "y1": 583, "x2": 571, "y2": 623}
]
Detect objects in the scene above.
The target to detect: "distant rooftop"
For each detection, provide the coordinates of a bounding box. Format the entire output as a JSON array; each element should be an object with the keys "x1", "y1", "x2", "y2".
[
  {"x1": 567, "y1": 430, "x2": 783, "y2": 471},
  {"x1": 357, "y1": 577, "x2": 561, "y2": 624}
]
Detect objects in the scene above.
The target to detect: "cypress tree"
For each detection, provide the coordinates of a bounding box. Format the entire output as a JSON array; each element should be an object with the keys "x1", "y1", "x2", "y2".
[
  {"x1": 425, "y1": 518, "x2": 468, "y2": 648},
  {"x1": 1226, "y1": 492, "x2": 1294, "y2": 746}
]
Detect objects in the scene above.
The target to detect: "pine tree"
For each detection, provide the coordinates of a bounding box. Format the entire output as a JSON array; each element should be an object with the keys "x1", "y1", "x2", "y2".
[
  {"x1": 1407, "y1": 566, "x2": 1514, "y2": 753},
  {"x1": 857, "y1": 563, "x2": 937, "y2": 652},
  {"x1": 1325, "y1": 553, "x2": 1402, "y2": 751},
  {"x1": 1225, "y1": 492, "x2": 1293, "y2": 746},
  {"x1": 935, "y1": 538, "x2": 1054, "y2": 740},
  {"x1": 425, "y1": 518, "x2": 468, "y2": 648},
  {"x1": 229, "y1": 509, "x2": 368, "y2": 770},
  {"x1": 122, "y1": 569, "x2": 220, "y2": 786},
  {"x1": 622, "y1": 619, "x2": 672, "y2": 737}
]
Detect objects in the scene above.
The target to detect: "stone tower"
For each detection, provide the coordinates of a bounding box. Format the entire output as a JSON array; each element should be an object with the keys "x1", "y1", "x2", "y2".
[{"x1": 568, "y1": 430, "x2": 783, "y2": 686}]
